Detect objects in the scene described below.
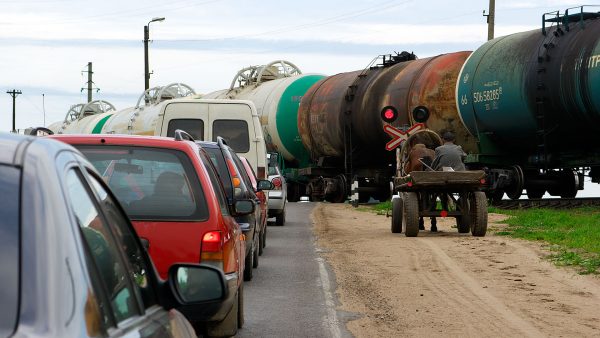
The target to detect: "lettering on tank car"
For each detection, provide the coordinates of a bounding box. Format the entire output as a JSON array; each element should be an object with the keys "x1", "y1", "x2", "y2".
[
  {"x1": 589, "y1": 54, "x2": 600, "y2": 69},
  {"x1": 291, "y1": 95, "x2": 303, "y2": 102},
  {"x1": 473, "y1": 86, "x2": 503, "y2": 104}
]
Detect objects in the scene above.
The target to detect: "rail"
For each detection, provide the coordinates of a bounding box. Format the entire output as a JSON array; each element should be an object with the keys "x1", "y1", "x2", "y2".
[{"x1": 491, "y1": 197, "x2": 600, "y2": 209}]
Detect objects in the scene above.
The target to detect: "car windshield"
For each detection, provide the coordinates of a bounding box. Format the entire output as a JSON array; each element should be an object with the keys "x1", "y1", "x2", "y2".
[
  {"x1": 77, "y1": 145, "x2": 209, "y2": 221},
  {"x1": 0, "y1": 165, "x2": 20, "y2": 338}
]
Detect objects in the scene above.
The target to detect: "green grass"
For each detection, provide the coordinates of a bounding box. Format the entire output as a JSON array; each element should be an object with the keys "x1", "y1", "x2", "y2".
[
  {"x1": 491, "y1": 207, "x2": 600, "y2": 274},
  {"x1": 355, "y1": 201, "x2": 391, "y2": 215}
]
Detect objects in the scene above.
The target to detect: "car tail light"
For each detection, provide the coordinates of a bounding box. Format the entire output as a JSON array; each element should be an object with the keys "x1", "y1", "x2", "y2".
[
  {"x1": 201, "y1": 231, "x2": 224, "y2": 270},
  {"x1": 272, "y1": 177, "x2": 282, "y2": 189}
]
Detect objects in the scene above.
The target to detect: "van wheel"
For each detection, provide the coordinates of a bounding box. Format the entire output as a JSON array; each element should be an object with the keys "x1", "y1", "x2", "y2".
[{"x1": 244, "y1": 246, "x2": 254, "y2": 281}]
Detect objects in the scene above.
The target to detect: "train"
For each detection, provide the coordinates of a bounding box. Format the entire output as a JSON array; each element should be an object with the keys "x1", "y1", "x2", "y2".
[{"x1": 47, "y1": 6, "x2": 600, "y2": 202}]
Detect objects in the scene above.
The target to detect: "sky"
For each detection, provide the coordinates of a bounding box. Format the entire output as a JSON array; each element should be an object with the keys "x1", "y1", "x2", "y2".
[{"x1": 1, "y1": 0, "x2": 597, "y2": 196}]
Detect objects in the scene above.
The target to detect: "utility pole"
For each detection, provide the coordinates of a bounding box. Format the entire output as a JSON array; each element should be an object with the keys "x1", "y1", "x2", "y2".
[
  {"x1": 483, "y1": 0, "x2": 496, "y2": 41},
  {"x1": 7, "y1": 89, "x2": 22, "y2": 133},
  {"x1": 144, "y1": 25, "x2": 150, "y2": 91},
  {"x1": 42, "y1": 93, "x2": 46, "y2": 127},
  {"x1": 81, "y1": 62, "x2": 99, "y2": 103},
  {"x1": 144, "y1": 17, "x2": 165, "y2": 92}
]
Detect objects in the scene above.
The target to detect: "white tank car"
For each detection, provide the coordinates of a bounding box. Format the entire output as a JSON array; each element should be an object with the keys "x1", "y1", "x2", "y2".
[
  {"x1": 48, "y1": 100, "x2": 117, "y2": 134},
  {"x1": 101, "y1": 83, "x2": 196, "y2": 135},
  {"x1": 48, "y1": 83, "x2": 196, "y2": 135},
  {"x1": 202, "y1": 60, "x2": 325, "y2": 164}
]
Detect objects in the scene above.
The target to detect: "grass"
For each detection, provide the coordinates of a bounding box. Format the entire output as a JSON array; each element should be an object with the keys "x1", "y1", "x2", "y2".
[
  {"x1": 491, "y1": 207, "x2": 600, "y2": 274},
  {"x1": 355, "y1": 201, "x2": 390, "y2": 215}
]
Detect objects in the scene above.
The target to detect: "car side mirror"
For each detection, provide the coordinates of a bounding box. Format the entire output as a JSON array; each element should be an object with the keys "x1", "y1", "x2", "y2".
[
  {"x1": 234, "y1": 199, "x2": 255, "y2": 215},
  {"x1": 168, "y1": 264, "x2": 227, "y2": 304},
  {"x1": 257, "y1": 179, "x2": 274, "y2": 191}
]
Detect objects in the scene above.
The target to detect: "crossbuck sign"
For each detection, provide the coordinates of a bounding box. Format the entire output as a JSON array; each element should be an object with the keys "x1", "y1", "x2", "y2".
[{"x1": 383, "y1": 123, "x2": 425, "y2": 151}]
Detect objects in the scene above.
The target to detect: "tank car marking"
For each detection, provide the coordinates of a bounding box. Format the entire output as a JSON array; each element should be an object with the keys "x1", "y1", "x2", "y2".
[
  {"x1": 275, "y1": 75, "x2": 323, "y2": 166},
  {"x1": 91, "y1": 114, "x2": 113, "y2": 134}
]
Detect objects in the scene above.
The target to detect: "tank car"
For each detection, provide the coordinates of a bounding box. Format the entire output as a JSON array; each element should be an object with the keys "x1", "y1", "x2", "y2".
[
  {"x1": 202, "y1": 61, "x2": 326, "y2": 200},
  {"x1": 48, "y1": 84, "x2": 196, "y2": 136},
  {"x1": 456, "y1": 6, "x2": 600, "y2": 199},
  {"x1": 299, "y1": 51, "x2": 474, "y2": 202}
]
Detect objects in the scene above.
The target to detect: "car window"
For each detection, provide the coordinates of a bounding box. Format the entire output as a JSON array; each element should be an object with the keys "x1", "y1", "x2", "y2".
[
  {"x1": 77, "y1": 145, "x2": 209, "y2": 221},
  {"x1": 212, "y1": 120, "x2": 249, "y2": 153},
  {"x1": 87, "y1": 172, "x2": 158, "y2": 309},
  {"x1": 241, "y1": 158, "x2": 258, "y2": 190},
  {"x1": 231, "y1": 152, "x2": 254, "y2": 193},
  {"x1": 65, "y1": 169, "x2": 140, "y2": 325},
  {"x1": 198, "y1": 150, "x2": 230, "y2": 215},
  {"x1": 0, "y1": 165, "x2": 20, "y2": 338},
  {"x1": 167, "y1": 119, "x2": 204, "y2": 140},
  {"x1": 204, "y1": 147, "x2": 233, "y2": 199}
]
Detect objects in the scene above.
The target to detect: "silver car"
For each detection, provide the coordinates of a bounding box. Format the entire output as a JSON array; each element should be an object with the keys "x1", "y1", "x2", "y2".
[{"x1": 267, "y1": 153, "x2": 287, "y2": 225}]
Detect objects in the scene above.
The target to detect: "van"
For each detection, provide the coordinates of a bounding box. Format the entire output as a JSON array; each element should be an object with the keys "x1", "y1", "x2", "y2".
[{"x1": 157, "y1": 98, "x2": 268, "y2": 180}]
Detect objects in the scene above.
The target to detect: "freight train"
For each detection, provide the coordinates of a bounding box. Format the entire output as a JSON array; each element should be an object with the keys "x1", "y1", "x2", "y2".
[{"x1": 47, "y1": 6, "x2": 600, "y2": 202}]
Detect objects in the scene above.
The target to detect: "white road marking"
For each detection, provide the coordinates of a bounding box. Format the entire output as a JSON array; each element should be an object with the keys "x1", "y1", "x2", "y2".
[{"x1": 317, "y1": 256, "x2": 342, "y2": 338}]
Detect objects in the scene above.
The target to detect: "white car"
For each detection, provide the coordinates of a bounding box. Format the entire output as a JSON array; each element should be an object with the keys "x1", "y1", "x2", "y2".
[{"x1": 267, "y1": 155, "x2": 287, "y2": 225}]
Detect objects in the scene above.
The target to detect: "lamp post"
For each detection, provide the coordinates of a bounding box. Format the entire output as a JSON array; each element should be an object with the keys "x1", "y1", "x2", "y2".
[{"x1": 144, "y1": 17, "x2": 165, "y2": 91}]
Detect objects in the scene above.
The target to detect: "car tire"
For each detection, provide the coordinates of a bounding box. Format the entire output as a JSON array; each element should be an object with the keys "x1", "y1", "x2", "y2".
[
  {"x1": 275, "y1": 207, "x2": 286, "y2": 226},
  {"x1": 244, "y1": 246, "x2": 254, "y2": 281},
  {"x1": 252, "y1": 235, "x2": 259, "y2": 269},
  {"x1": 204, "y1": 285, "x2": 239, "y2": 337},
  {"x1": 237, "y1": 282, "x2": 244, "y2": 329}
]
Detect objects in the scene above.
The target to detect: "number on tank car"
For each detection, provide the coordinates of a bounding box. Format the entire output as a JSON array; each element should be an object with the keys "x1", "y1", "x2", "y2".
[{"x1": 472, "y1": 87, "x2": 502, "y2": 104}]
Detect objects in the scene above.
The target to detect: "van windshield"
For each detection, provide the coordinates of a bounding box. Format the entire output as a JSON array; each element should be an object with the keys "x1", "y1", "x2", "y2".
[{"x1": 77, "y1": 145, "x2": 208, "y2": 221}]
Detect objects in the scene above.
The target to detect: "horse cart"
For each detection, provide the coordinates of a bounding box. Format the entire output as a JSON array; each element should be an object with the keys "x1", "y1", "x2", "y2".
[{"x1": 389, "y1": 129, "x2": 488, "y2": 237}]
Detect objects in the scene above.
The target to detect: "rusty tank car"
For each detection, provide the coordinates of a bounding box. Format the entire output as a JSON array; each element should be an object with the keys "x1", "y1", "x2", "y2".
[{"x1": 298, "y1": 51, "x2": 473, "y2": 202}]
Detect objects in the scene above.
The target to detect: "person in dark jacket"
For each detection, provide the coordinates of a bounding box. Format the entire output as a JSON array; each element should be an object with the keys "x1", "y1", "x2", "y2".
[{"x1": 431, "y1": 131, "x2": 466, "y2": 171}]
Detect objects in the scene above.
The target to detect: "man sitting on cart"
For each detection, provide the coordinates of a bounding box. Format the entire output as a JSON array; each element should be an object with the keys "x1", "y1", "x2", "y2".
[{"x1": 431, "y1": 131, "x2": 466, "y2": 171}]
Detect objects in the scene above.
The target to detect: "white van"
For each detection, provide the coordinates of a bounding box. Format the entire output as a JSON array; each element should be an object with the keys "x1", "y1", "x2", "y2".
[{"x1": 157, "y1": 99, "x2": 268, "y2": 179}]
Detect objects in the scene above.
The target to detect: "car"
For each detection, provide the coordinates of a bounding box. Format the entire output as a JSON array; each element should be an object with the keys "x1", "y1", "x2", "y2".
[
  {"x1": 239, "y1": 156, "x2": 272, "y2": 255},
  {"x1": 51, "y1": 131, "x2": 250, "y2": 337},
  {"x1": 197, "y1": 138, "x2": 272, "y2": 281},
  {"x1": 0, "y1": 132, "x2": 228, "y2": 338},
  {"x1": 267, "y1": 152, "x2": 288, "y2": 226}
]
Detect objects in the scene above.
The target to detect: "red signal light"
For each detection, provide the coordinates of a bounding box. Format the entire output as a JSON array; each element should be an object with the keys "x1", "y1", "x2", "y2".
[{"x1": 380, "y1": 106, "x2": 398, "y2": 123}]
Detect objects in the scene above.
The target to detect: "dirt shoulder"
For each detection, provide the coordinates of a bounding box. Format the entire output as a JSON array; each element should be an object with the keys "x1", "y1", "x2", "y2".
[{"x1": 313, "y1": 203, "x2": 600, "y2": 338}]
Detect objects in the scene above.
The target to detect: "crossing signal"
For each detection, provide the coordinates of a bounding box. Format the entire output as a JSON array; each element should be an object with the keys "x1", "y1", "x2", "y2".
[{"x1": 380, "y1": 106, "x2": 398, "y2": 123}]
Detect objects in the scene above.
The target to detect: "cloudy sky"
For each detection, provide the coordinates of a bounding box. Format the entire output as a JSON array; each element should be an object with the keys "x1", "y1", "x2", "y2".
[{"x1": 0, "y1": 0, "x2": 584, "y2": 131}]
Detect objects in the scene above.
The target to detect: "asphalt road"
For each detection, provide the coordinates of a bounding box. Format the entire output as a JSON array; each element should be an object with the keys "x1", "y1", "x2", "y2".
[{"x1": 236, "y1": 202, "x2": 349, "y2": 338}]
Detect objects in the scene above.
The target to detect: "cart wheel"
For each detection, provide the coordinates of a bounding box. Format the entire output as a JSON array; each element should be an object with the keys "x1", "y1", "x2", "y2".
[
  {"x1": 470, "y1": 191, "x2": 488, "y2": 237},
  {"x1": 456, "y1": 194, "x2": 471, "y2": 233},
  {"x1": 391, "y1": 196, "x2": 403, "y2": 233},
  {"x1": 403, "y1": 192, "x2": 420, "y2": 237}
]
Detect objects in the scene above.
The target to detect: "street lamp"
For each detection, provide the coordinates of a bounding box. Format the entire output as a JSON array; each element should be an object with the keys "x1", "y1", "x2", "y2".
[{"x1": 144, "y1": 17, "x2": 165, "y2": 91}]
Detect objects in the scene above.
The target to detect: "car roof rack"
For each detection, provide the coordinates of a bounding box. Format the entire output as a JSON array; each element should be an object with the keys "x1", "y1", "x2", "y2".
[
  {"x1": 216, "y1": 136, "x2": 228, "y2": 147},
  {"x1": 174, "y1": 129, "x2": 195, "y2": 142}
]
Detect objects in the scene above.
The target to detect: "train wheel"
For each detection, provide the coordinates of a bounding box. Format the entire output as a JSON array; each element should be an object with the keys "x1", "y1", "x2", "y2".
[
  {"x1": 470, "y1": 191, "x2": 488, "y2": 237},
  {"x1": 403, "y1": 192, "x2": 420, "y2": 237},
  {"x1": 487, "y1": 189, "x2": 504, "y2": 203},
  {"x1": 506, "y1": 165, "x2": 524, "y2": 200},
  {"x1": 527, "y1": 188, "x2": 545, "y2": 199},
  {"x1": 560, "y1": 170, "x2": 578, "y2": 198},
  {"x1": 391, "y1": 196, "x2": 403, "y2": 233},
  {"x1": 456, "y1": 193, "x2": 471, "y2": 233}
]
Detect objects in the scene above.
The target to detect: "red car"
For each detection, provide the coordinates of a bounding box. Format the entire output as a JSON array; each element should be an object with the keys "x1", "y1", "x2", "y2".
[
  {"x1": 51, "y1": 132, "x2": 250, "y2": 337},
  {"x1": 239, "y1": 156, "x2": 270, "y2": 255}
]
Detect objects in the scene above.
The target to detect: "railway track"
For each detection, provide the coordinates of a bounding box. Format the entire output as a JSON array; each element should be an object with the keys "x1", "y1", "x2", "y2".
[{"x1": 491, "y1": 197, "x2": 600, "y2": 210}]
